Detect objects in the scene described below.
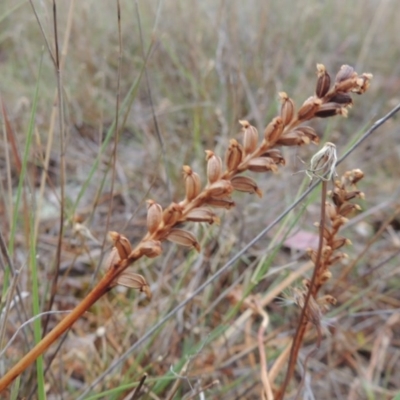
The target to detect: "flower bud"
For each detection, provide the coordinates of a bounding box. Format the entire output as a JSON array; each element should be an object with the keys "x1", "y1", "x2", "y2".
[
  {"x1": 162, "y1": 202, "x2": 183, "y2": 226},
  {"x1": 239, "y1": 120, "x2": 259, "y2": 155},
  {"x1": 186, "y1": 207, "x2": 219, "y2": 224},
  {"x1": 225, "y1": 139, "x2": 243, "y2": 171},
  {"x1": 206, "y1": 179, "x2": 233, "y2": 198},
  {"x1": 109, "y1": 231, "x2": 132, "y2": 260},
  {"x1": 260, "y1": 149, "x2": 285, "y2": 165},
  {"x1": 183, "y1": 165, "x2": 201, "y2": 201},
  {"x1": 113, "y1": 271, "x2": 152, "y2": 299},
  {"x1": 315, "y1": 64, "x2": 331, "y2": 98},
  {"x1": 146, "y1": 200, "x2": 163, "y2": 234},
  {"x1": 279, "y1": 92, "x2": 295, "y2": 125},
  {"x1": 335, "y1": 64, "x2": 356, "y2": 83},
  {"x1": 140, "y1": 240, "x2": 162, "y2": 258},
  {"x1": 263, "y1": 116, "x2": 284, "y2": 144},
  {"x1": 329, "y1": 92, "x2": 353, "y2": 105},
  {"x1": 231, "y1": 176, "x2": 262, "y2": 197},
  {"x1": 297, "y1": 97, "x2": 321, "y2": 121},
  {"x1": 206, "y1": 197, "x2": 235, "y2": 209},
  {"x1": 314, "y1": 102, "x2": 342, "y2": 118},
  {"x1": 247, "y1": 157, "x2": 278, "y2": 173},
  {"x1": 166, "y1": 228, "x2": 201, "y2": 252},
  {"x1": 205, "y1": 150, "x2": 222, "y2": 184}
]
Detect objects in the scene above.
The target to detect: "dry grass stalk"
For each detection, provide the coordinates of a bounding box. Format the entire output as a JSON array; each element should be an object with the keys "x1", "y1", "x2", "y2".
[{"x1": 0, "y1": 64, "x2": 372, "y2": 393}]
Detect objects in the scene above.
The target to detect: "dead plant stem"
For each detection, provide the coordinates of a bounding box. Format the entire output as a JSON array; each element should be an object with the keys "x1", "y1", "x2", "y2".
[
  {"x1": 276, "y1": 180, "x2": 328, "y2": 400},
  {"x1": 42, "y1": 0, "x2": 66, "y2": 337},
  {"x1": 0, "y1": 257, "x2": 134, "y2": 392}
]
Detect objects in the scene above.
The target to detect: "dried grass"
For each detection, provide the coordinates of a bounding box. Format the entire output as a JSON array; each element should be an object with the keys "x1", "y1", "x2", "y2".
[{"x1": 1, "y1": 1, "x2": 400, "y2": 399}]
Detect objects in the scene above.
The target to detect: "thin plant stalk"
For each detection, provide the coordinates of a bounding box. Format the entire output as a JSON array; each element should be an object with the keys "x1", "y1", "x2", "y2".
[
  {"x1": 0, "y1": 270, "x2": 20, "y2": 350},
  {"x1": 276, "y1": 180, "x2": 328, "y2": 400},
  {"x1": 0, "y1": 259, "x2": 134, "y2": 392},
  {"x1": 42, "y1": 0, "x2": 66, "y2": 338}
]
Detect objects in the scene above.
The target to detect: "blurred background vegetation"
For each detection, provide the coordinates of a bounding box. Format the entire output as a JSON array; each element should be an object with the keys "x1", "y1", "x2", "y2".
[{"x1": 0, "y1": 0, "x2": 399, "y2": 399}]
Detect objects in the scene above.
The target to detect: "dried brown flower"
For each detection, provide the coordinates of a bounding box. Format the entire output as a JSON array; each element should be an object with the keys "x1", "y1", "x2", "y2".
[
  {"x1": 206, "y1": 150, "x2": 223, "y2": 184},
  {"x1": 165, "y1": 228, "x2": 201, "y2": 252},
  {"x1": 183, "y1": 165, "x2": 201, "y2": 201},
  {"x1": 108, "y1": 231, "x2": 132, "y2": 260},
  {"x1": 279, "y1": 92, "x2": 295, "y2": 125},
  {"x1": 240, "y1": 120, "x2": 259, "y2": 155},
  {"x1": 316, "y1": 64, "x2": 331, "y2": 98},
  {"x1": 146, "y1": 200, "x2": 163, "y2": 234}
]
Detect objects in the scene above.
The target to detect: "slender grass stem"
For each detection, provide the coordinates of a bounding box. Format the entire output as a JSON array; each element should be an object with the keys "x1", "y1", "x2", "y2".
[{"x1": 276, "y1": 180, "x2": 327, "y2": 400}]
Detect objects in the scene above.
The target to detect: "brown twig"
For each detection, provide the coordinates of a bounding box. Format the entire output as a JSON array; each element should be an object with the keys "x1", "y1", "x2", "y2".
[
  {"x1": 0, "y1": 257, "x2": 135, "y2": 392},
  {"x1": 42, "y1": 0, "x2": 65, "y2": 338},
  {"x1": 130, "y1": 373, "x2": 148, "y2": 400},
  {"x1": 276, "y1": 180, "x2": 328, "y2": 400},
  {"x1": 255, "y1": 301, "x2": 273, "y2": 400}
]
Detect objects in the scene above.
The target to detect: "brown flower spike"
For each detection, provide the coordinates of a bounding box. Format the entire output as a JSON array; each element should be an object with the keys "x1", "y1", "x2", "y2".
[
  {"x1": 0, "y1": 64, "x2": 372, "y2": 393},
  {"x1": 105, "y1": 64, "x2": 372, "y2": 296}
]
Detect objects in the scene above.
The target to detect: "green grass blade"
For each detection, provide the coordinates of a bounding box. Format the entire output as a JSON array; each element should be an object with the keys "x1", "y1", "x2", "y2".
[{"x1": 27, "y1": 51, "x2": 46, "y2": 400}]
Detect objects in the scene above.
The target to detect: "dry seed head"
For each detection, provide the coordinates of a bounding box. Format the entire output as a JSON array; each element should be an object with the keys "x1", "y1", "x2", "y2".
[
  {"x1": 165, "y1": 228, "x2": 201, "y2": 252},
  {"x1": 183, "y1": 165, "x2": 201, "y2": 201},
  {"x1": 146, "y1": 200, "x2": 163, "y2": 234},
  {"x1": 109, "y1": 231, "x2": 132, "y2": 260},
  {"x1": 316, "y1": 64, "x2": 331, "y2": 98},
  {"x1": 263, "y1": 116, "x2": 284, "y2": 144},
  {"x1": 307, "y1": 142, "x2": 337, "y2": 181},
  {"x1": 225, "y1": 139, "x2": 243, "y2": 171},
  {"x1": 205, "y1": 150, "x2": 222, "y2": 184},
  {"x1": 230, "y1": 176, "x2": 262, "y2": 197},
  {"x1": 279, "y1": 92, "x2": 295, "y2": 125},
  {"x1": 239, "y1": 120, "x2": 259, "y2": 155}
]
